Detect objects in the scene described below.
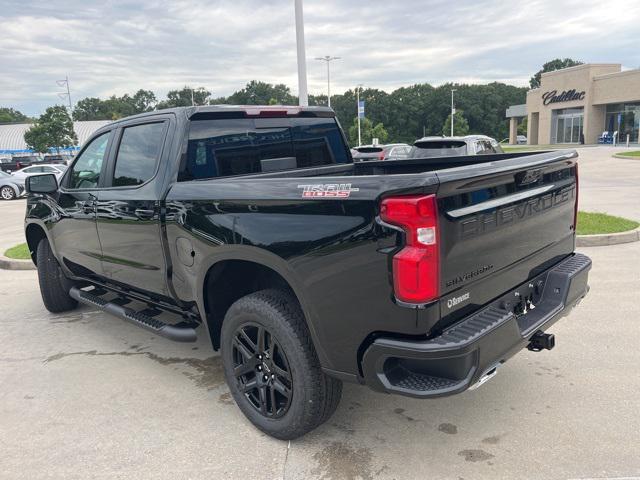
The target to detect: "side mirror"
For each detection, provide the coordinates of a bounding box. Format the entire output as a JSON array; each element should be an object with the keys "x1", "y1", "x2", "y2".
[{"x1": 26, "y1": 174, "x2": 58, "y2": 194}]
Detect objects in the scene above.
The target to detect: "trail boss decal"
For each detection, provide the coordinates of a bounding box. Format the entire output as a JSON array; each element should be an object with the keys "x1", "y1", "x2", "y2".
[{"x1": 298, "y1": 184, "x2": 360, "y2": 198}]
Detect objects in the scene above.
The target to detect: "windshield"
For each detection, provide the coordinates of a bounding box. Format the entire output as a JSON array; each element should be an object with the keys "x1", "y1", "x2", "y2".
[
  {"x1": 355, "y1": 147, "x2": 383, "y2": 154},
  {"x1": 410, "y1": 140, "x2": 467, "y2": 158}
]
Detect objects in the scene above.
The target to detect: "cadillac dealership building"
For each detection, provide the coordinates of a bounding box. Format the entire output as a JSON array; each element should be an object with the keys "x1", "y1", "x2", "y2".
[{"x1": 507, "y1": 63, "x2": 640, "y2": 145}]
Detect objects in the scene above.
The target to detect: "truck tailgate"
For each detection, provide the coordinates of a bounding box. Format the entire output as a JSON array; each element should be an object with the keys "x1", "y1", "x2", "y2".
[{"x1": 435, "y1": 150, "x2": 578, "y2": 329}]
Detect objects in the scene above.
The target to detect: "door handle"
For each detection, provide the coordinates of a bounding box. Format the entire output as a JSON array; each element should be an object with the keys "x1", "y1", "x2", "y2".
[{"x1": 134, "y1": 208, "x2": 155, "y2": 220}]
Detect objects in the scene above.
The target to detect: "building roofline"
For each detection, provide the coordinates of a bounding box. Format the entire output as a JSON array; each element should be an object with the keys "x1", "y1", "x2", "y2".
[
  {"x1": 540, "y1": 63, "x2": 621, "y2": 78},
  {"x1": 593, "y1": 68, "x2": 640, "y2": 81}
]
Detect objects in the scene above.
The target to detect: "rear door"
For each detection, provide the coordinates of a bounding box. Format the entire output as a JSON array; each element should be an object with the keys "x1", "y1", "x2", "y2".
[
  {"x1": 96, "y1": 116, "x2": 173, "y2": 297},
  {"x1": 436, "y1": 151, "x2": 578, "y2": 327}
]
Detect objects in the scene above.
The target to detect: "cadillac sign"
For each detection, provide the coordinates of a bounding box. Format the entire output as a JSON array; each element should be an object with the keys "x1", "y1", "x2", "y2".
[{"x1": 542, "y1": 89, "x2": 586, "y2": 106}]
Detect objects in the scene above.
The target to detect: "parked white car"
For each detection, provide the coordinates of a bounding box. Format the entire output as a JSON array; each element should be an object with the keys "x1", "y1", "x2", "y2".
[{"x1": 10, "y1": 164, "x2": 67, "y2": 186}]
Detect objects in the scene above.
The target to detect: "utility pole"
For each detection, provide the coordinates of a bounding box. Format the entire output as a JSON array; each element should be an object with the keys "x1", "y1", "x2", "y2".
[
  {"x1": 356, "y1": 84, "x2": 364, "y2": 146},
  {"x1": 191, "y1": 88, "x2": 195, "y2": 106},
  {"x1": 294, "y1": 0, "x2": 309, "y2": 106},
  {"x1": 450, "y1": 88, "x2": 457, "y2": 137},
  {"x1": 56, "y1": 76, "x2": 73, "y2": 113},
  {"x1": 315, "y1": 56, "x2": 341, "y2": 108}
]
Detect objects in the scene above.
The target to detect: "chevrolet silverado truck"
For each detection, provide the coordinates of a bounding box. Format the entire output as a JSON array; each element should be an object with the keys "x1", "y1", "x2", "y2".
[{"x1": 24, "y1": 106, "x2": 591, "y2": 440}]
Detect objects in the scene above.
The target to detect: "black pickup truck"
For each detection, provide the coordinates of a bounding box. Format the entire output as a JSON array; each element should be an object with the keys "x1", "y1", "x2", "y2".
[{"x1": 24, "y1": 106, "x2": 591, "y2": 439}]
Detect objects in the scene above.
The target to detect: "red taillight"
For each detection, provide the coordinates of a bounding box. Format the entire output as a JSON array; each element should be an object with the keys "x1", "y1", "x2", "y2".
[
  {"x1": 573, "y1": 163, "x2": 579, "y2": 231},
  {"x1": 378, "y1": 152, "x2": 385, "y2": 160},
  {"x1": 380, "y1": 195, "x2": 439, "y2": 304}
]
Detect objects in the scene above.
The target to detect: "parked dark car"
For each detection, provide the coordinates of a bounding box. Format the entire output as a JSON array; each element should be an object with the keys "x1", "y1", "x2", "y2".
[
  {"x1": 0, "y1": 170, "x2": 23, "y2": 200},
  {"x1": 351, "y1": 143, "x2": 412, "y2": 162},
  {"x1": 409, "y1": 135, "x2": 504, "y2": 158},
  {"x1": 0, "y1": 155, "x2": 35, "y2": 173},
  {"x1": 24, "y1": 106, "x2": 590, "y2": 440}
]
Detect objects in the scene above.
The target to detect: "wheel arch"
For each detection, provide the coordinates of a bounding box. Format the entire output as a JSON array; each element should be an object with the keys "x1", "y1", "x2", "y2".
[
  {"x1": 196, "y1": 248, "x2": 329, "y2": 369},
  {"x1": 25, "y1": 221, "x2": 49, "y2": 265}
]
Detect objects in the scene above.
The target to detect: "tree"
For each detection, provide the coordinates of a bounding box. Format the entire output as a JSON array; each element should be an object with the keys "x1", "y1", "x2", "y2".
[
  {"x1": 157, "y1": 86, "x2": 211, "y2": 109},
  {"x1": 530, "y1": 58, "x2": 584, "y2": 89},
  {"x1": 73, "y1": 89, "x2": 157, "y2": 120},
  {"x1": 24, "y1": 106, "x2": 77, "y2": 153},
  {"x1": 222, "y1": 81, "x2": 296, "y2": 105},
  {"x1": 347, "y1": 117, "x2": 389, "y2": 146},
  {"x1": 0, "y1": 107, "x2": 30, "y2": 123},
  {"x1": 442, "y1": 110, "x2": 470, "y2": 136}
]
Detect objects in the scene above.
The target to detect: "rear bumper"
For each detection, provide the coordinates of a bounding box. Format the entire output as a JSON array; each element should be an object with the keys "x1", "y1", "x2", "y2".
[{"x1": 361, "y1": 253, "x2": 591, "y2": 398}]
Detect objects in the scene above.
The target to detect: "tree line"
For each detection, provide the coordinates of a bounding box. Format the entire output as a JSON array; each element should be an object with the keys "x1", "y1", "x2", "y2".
[
  {"x1": 2, "y1": 59, "x2": 582, "y2": 151},
  {"x1": 66, "y1": 80, "x2": 527, "y2": 145}
]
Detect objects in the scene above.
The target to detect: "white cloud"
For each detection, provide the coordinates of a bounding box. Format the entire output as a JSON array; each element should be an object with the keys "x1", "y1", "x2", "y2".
[{"x1": 0, "y1": 0, "x2": 638, "y2": 116}]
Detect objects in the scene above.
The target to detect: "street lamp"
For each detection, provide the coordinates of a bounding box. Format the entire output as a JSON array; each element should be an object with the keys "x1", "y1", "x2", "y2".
[
  {"x1": 315, "y1": 56, "x2": 341, "y2": 108},
  {"x1": 356, "y1": 84, "x2": 364, "y2": 146},
  {"x1": 294, "y1": 0, "x2": 309, "y2": 106},
  {"x1": 450, "y1": 88, "x2": 457, "y2": 137}
]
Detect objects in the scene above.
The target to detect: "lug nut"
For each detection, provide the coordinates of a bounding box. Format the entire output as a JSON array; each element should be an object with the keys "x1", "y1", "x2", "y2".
[
  {"x1": 263, "y1": 375, "x2": 268, "y2": 381},
  {"x1": 257, "y1": 365, "x2": 262, "y2": 371}
]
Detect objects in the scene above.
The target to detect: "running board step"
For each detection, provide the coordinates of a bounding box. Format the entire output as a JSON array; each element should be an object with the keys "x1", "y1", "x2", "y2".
[{"x1": 69, "y1": 287, "x2": 197, "y2": 343}]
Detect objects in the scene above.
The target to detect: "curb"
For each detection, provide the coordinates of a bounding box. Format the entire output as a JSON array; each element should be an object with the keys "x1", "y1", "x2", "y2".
[
  {"x1": 577, "y1": 227, "x2": 640, "y2": 247},
  {"x1": 613, "y1": 154, "x2": 640, "y2": 160},
  {"x1": 0, "y1": 255, "x2": 35, "y2": 271}
]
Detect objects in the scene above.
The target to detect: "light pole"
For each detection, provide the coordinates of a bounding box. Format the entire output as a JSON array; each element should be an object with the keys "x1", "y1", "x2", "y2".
[
  {"x1": 315, "y1": 56, "x2": 341, "y2": 108},
  {"x1": 356, "y1": 84, "x2": 364, "y2": 146},
  {"x1": 294, "y1": 0, "x2": 309, "y2": 106},
  {"x1": 450, "y1": 88, "x2": 457, "y2": 137}
]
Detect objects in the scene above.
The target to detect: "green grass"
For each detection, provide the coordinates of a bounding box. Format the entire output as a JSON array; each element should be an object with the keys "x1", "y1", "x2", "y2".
[
  {"x1": 4, "y1": 243, "x2": 31, "y2": 260},
  {"x1": 615, "y1": 151, "x2": 640, "y2": 158},
  {"x1": 577, "y1": 212, "x2": 639, "y2": 236}
]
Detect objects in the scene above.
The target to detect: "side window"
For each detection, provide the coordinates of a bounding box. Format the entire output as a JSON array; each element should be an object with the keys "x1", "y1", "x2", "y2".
[
  {"x1": 112, "y1": 123, "x2": 165, "y2": 187},
  {"x1": 68, "y1": 131, "x2": 111, "y2": 189},
  {"x1": 41, "y1": 166, "x2": 58, "y2": 173},
  {"x1": 475, "y1": 141, "x2": 493, "y2": 155}
]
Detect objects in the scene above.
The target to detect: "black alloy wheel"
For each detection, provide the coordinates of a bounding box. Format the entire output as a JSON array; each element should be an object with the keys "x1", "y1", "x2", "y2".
[{"x1": 232, "y1": 323, "x2": 293, "y2": 419}]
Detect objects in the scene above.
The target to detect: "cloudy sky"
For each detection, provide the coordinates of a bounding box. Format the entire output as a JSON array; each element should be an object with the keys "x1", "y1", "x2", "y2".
[{"x1": 1, "y1": 0, "x2": 639, "y2": 116}]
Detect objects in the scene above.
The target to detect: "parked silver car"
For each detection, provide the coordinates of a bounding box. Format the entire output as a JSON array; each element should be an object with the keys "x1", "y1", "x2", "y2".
[
  {"x1": 10, "y1": 164, "x2": 67, "y2": 186},
  {"x1": 409, "y1": 135, "x2": 504, "y2": 158},
  {"x1": 0, "y1": 170, "x2": 23, "y2": 200}
]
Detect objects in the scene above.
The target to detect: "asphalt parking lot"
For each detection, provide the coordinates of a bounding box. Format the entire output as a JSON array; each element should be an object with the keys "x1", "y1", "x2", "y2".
[{"x1": 0, "y1": 147, "x2": 639, "y2": 479}]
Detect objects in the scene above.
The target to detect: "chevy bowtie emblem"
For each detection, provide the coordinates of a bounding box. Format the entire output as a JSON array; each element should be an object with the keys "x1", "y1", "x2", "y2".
[{"x1": 516, "y1": 168, "x2": 544, "y2": 186}]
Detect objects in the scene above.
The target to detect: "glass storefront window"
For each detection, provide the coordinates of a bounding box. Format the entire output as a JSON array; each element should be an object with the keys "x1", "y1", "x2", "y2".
[
  {"x1": 605, "y1": 103, "x2": 639, "y2": 143},
  {"x1": 552, "y1": 108, "x2": 584, "y2": 144}
]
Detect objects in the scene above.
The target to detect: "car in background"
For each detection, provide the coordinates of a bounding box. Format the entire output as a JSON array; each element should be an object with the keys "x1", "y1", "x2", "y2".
[
  {"x1": 500, "y1": 135, "x2": 528, "y2": 145},
  {"x1": 351, "y1": 143, "x2": 412, "y2": 162},
  {"x1": 10, "y1": 164, "x2": 67, "y2": 186},
  {"x1": 1, "y1": 156, "x2": 34, "y2": 173},
  {"x1": 0, "y1": 170, "x2": 24, "y2": 200},
  {"x1": 409, "y1": 135, "x2": 504, "y2": 158},
  {"x1": 43, "y1": 154, "x2": 75, "y2": 166}
]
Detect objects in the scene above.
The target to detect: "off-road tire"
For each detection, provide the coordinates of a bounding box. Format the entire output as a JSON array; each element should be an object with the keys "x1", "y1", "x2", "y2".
[
  {"x1": 36, "y1": 239, "x2": 78, "y2": 313},
  {"x1": 221, "y1": 289, "x2": 342, "y2": 440}
]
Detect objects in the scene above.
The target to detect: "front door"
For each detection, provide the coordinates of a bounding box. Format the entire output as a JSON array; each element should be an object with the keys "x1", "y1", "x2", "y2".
[
  {"x1": 52, "y1": 130, "x2": 113, "y2": 279},
  {"x1": 96, "y1": 120, "x2": 171, "y2": 298}
]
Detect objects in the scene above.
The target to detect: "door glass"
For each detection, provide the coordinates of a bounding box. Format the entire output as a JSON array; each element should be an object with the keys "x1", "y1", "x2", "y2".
[
  {"x1": 556, "y1": 118, "x2": 565, "y2": 143},
  {"x1": 571, "y1": 117, "x2": 580, "y2": 143},
  {"x1": 112, "y1": 123, "x2": 166, "y2": 187},
  {"x1": 69, "y1": 132, "x2": 111, "y2": 189},
  {"x1": 564, "y1": 118, "x2": 572, "y2": 144}
]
